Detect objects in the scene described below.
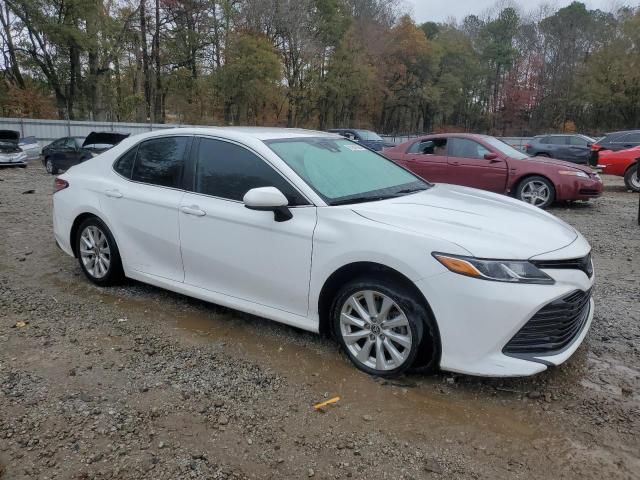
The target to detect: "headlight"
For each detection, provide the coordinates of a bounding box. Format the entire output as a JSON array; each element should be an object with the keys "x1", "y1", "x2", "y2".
[
  {"x1": 433, "y1": 253, "x2": 554, "y2": 285},
  {"x1": 558, "y1": 170, "x2": 589, "y2": 178}
]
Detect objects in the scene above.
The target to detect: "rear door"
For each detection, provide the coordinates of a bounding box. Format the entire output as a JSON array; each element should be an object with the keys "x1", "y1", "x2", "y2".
[
  {"x1": 446, "y1": 137, "x2": 507, "y2": 192},
  {"x1": 100, "y1": 135, "x2": 191, "y2": 281},
  {"x1": 399, "y1": 138, "x2": 449, "y2": 183},
  {"x1": 567, "y1": 136, "x2": 591, "y2": 164},
  {"x1": 56, "y1": 138, "x2": 80, "y2": 170}
]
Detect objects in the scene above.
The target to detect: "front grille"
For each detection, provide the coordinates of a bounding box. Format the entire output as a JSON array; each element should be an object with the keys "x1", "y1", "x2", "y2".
[
  {"x1": 503, "y1": 289, "x2": 591, "y2": 356},
  {"x1": 531, "y1": 253, "x2": 593, "y2": 278}
]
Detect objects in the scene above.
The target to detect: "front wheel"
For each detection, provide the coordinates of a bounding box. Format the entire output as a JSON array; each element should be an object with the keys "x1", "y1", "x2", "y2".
[
  {"x1": 45, "y1": 157, "x2": 58, "y2": 175},
  {"x1": 515, "y1": 176, "x2": 555, "y2": 209},
  {"x1": 624, "y1": 164, "x2": 640, "y2": 192},
  {"x1": 331, "y1": 278, "x2": 436, "y2": 377},
  {"x1": 75, "y1": 217, "x2": 124, "y2": 286}
]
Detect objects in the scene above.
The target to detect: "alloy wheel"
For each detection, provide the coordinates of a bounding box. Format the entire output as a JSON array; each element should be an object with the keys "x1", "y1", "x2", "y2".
[
  {"x1": 339, "y1": 290, "x2": 413, "y2": 372},
  {"x1": 520, "y1": 180, "x2": 550, "y2": 207},
  {"x1": 79, "y1": 225, "x2": 111, "y2": 279},
  {"x1": 46, "y1": 158, "x2": 53, "y2": 174}
]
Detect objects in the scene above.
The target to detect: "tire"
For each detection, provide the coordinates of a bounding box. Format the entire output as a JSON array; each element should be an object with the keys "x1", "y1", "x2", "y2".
[
  {"x1": 624, "y1": 164, "x2": 640, "y2": 192},
  {"x1": 515, "y1": 175, "x2": 555, "y2": 209},
  {"x1": 75, "y1": 217, "x2": 124, "y2": 286},
  {"x1": 45, "y1": 157, "x2": 58, "y2": 175},
  {"x1": 331, "y1": 276, "x2": 437, "y2": 377}
]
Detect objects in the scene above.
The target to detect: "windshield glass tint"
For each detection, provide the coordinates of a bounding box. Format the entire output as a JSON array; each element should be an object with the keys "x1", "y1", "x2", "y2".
[
  {"x1": 267, "y1": 138, "x2": 428, "y2": 205},
  {"x1": 355, "y1": 130, "x2": 383, "y2": 141},
  {"x1": 483, "y1": 137, "x2": 529, "y2": 160}
]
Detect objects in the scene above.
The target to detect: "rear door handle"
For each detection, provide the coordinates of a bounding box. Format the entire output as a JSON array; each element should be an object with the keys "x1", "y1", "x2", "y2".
[
  {"x1": 450, "y1": 160, "x2": 459, "y2": 166},
  {"x1": 180, "y1": 205, "x2": 206, "y2": 217},
  {"x1": 104, "y1": 189, "x2": 123, "y2": 198}
]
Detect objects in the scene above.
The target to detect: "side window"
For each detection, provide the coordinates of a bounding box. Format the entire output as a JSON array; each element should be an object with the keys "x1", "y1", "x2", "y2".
[
  {"x1": 448, "y1": 138, "x2": 489, "y2": 159},
  {"x1": 131, "y1": 136, "x2": 189, "y2": 188},
  {"x1": 343, "y1": 132, "x2": 356, "y2": 141},
  {"x1": 618, "y1": 133, "x2": 640, "y2": 143},
  {"x1": 407, "y1": 140, "x2": 436, "y2": 155},
  {"x1": 113, "y1": 147, "x2": 137, "y2": 179},
  {"x1": 569, "y1": 136, "x2": 588, "y2": 146},
  {"x1": 540, "y1": 136, "x2": 551, "y2": 144},
  {"x1": 547, "y1": 136, "x2": 566, "y2": 145},
  {"x1": 64, "y1": 138, "x2": 77, "y2": 148},
  {"x1": 194, "y1": 138, "x2": 307, "y2": 206}
]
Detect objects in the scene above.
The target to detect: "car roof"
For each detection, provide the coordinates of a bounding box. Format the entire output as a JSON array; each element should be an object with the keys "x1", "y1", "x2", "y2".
[{"x1": 142, "y1": 127, "x2": 338, "y2": 141}]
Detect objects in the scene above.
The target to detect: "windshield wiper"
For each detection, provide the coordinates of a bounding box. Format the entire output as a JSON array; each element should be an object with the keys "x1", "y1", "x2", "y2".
[
  {"x1": 331, "y1": 195, "x2": 395, "y2": 206},
  {"x1": 394, "y1": 187, "x2": 428, "y2": 195}
]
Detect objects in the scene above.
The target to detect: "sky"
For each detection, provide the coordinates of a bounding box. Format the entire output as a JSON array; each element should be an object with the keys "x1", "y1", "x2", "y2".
[{"x1": 403, "y1": 0, "x2": 623, "y2": 23}]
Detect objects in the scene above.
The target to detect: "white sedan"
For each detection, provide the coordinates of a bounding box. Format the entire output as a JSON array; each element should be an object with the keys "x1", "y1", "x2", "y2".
[{"x1": 52, "y1": 128, "x2": 595, "y2": 377}]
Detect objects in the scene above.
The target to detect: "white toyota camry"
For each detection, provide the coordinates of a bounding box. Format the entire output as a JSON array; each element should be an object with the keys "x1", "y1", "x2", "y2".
[{"x1": 52, "y1": 128, "x2": 595, "y2": 377}]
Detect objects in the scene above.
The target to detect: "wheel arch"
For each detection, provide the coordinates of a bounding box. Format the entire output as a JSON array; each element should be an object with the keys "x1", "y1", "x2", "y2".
[
  {"x1": 317, "y1": 261, "x2": 441, "y2": 344},
  {"x1": 69, "y1": 212, "x2": 103, "y2": 258}
]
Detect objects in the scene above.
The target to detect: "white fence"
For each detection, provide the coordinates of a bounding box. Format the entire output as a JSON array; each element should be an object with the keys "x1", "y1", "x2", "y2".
[
  {"x1": 0, "y1": 117, "x2": 532, "y2": 151},
  {"x1": 0, "y1": 117, "x2": 201, "y2": 147}
]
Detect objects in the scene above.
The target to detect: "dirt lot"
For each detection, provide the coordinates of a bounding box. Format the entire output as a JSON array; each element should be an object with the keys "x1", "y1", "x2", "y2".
[{"x1": 1, "y1": 164, "x2": 639, "y2": 480}]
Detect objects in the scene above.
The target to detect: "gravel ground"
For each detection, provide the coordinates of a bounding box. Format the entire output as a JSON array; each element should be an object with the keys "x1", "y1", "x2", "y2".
[{"x1": 1, "y1": 164, "x2": 639, "y2": 480}]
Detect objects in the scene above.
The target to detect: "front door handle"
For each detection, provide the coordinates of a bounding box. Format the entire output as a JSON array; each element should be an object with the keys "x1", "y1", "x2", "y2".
[
  {"x1": 104, "y1": 189, "x2": 123, "y2": 198},
  {"x1": 450, "y1": 160, "x2": 460, "y2": 166},
  {"x1": 180, "y1": 205, "x2": 206, "y2": 217}
]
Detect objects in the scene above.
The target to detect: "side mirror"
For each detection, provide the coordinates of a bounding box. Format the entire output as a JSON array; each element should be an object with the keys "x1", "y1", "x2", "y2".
[
  {"x1": 243, "y1": 187, "x2": 292, "y2": 222},
  {"x1": 484, "y1": 152, "x2": 499, "y2": 161}
]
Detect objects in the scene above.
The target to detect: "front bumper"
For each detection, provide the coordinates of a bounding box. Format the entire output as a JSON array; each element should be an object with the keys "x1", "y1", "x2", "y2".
[
  {"x1": 416, "y1": 266, "x2": 594, "y2": 377},
  {"x1": 555, "y1": 176, "x2": 603, "y2": 201},
  {"x1": 0, "y1": 159, "x2": 27, "y2": 167}
]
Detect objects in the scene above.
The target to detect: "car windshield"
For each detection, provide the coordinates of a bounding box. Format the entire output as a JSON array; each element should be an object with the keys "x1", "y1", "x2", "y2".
[
  {"x1": 267, "y1": 137, "x2": 430, "y2": 205},
  {"x1": 354, "y1": 130, "x2": 383, "y2": 141},
  {"x1": 483, "y1": 136, "x2": 529, "y2": 160}
]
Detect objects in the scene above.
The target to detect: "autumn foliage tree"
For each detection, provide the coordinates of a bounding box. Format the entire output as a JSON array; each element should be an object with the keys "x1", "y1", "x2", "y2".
[{"x1": 0, "y1": 0, "x2": 639, "y2": 135}]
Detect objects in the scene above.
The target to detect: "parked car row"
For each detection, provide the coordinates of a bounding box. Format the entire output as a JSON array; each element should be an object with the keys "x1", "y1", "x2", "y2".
[{"x1": 7, "y1": 125, "x2": 638, "y2": 194}]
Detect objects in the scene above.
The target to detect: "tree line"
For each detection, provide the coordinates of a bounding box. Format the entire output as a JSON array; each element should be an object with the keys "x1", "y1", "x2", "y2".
[{"x1": 1, "y1": 0, "x2": 639, "y2": 136}]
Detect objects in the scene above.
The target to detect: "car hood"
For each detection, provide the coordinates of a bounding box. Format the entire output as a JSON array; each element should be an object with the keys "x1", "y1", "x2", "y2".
[
  {"x1": 82, "y1": 131, "x2": 129, "y2": 148},
  {"x1": 351, "y1": 184, "x2": 578, "y2": 259},
  {"x1": 0, "y1": 130, "x2": 19, "y2": 145},
  {"x1": 525, "y1": 156, "x2": 593, "y2": 173}
]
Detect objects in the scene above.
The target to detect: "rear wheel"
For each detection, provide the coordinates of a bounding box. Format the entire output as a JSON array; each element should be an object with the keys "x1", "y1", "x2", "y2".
[
  {"x1": 45, "y1": 157, "x2": 58, "y2": 175},
  {"x1": 331, "y1": 277, "x2": 437, "y2": 377},
  {"x1": 75, "y1": 217, "x2": 124, "y2": 286},
  {"x1": 516, "y1": 176, "x2": 555, "y2": 209},
  {"x1": 624, "y1": 164, "x2": 640, "y2": 192}
]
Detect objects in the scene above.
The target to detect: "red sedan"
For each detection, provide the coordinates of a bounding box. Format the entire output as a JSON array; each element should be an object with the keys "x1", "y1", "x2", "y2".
[
  {"x1": 384, "y1": 134, "x2": 603, "y2": 208},
  {"x1": 597, "y1": 146, "x2": 640, "y2": 192}
]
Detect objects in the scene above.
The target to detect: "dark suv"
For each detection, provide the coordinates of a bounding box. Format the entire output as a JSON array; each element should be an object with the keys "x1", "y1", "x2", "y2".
[
  {"x1": 525, "y1": 134, "x2": 595, "y2": 164},
  {"x1": 590, "y1": 130, "x2": 640, "y2": 166},
  {"x1": 327, "y1": 129, "x2": 385, "y2": 151}
]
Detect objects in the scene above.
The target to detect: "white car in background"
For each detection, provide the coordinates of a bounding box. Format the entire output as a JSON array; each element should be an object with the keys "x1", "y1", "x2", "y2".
[
  {"x1": 0, "y1": 130, "x2": 27, "y2": 167},
  {"x1": 52, "y1": 128, "x2": 595, "y2": 377},
  {"x1": 18, "y1": 136, "x2": 42, "y2": 160}
]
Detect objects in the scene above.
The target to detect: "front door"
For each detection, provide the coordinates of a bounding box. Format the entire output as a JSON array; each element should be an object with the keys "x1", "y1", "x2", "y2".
[
  {"x1": 400, "y1": 138, "x2": 449, "y2": 183},
  {"x1": 179, "y1": 137, "x2": 317, "y2": 316},
  {"x1": 446, "y1": 137, "x2": 507, "y2": 193}
]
